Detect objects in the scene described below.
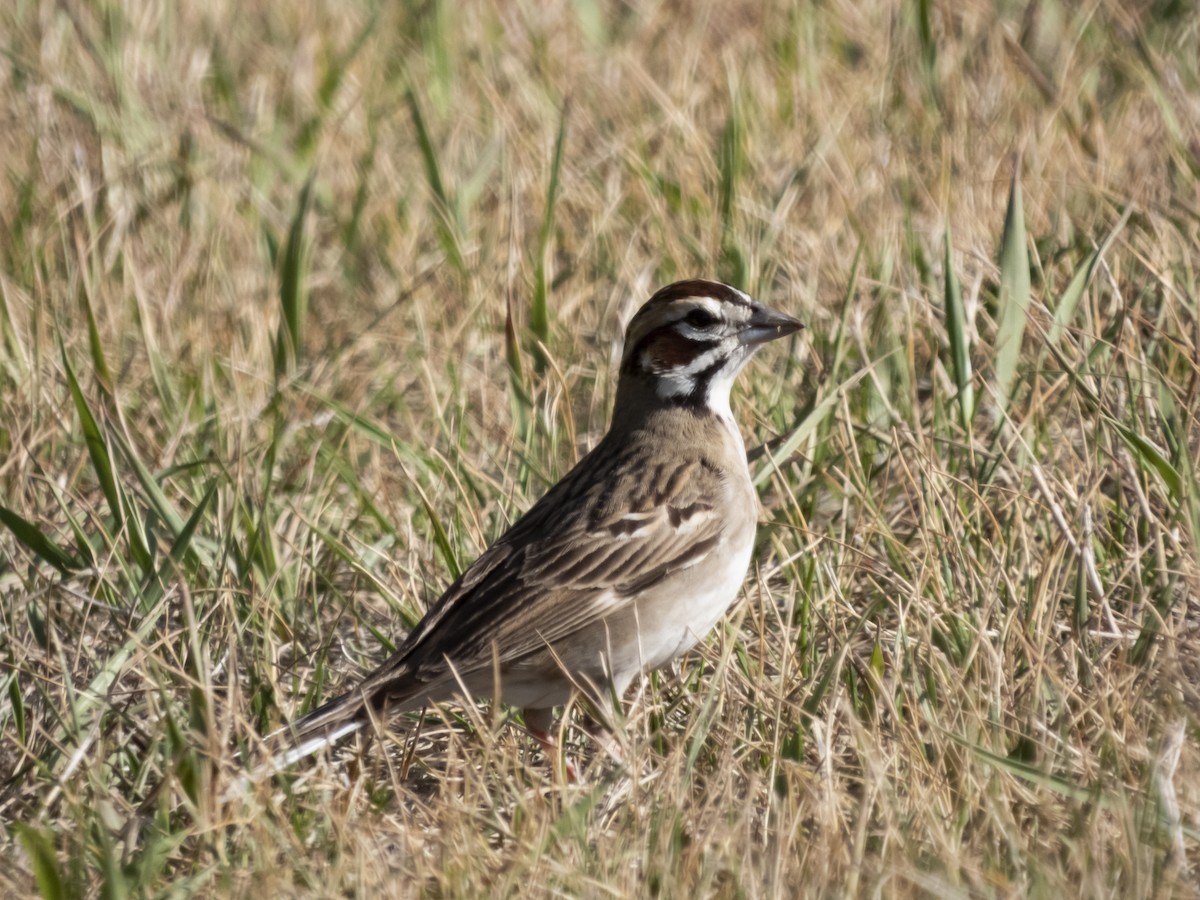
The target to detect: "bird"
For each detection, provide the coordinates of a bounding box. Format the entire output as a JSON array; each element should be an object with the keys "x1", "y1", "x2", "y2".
[{"x1": 261, "y1": 279, "x2": 802, "y2": 775}]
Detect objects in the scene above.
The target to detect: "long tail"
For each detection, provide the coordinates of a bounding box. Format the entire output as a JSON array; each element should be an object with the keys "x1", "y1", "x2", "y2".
[
  {"x1": 233, "y1": 659, "x2": 426, "y2": 791},
  {"x1": 239, "y1": 689, "x2": 373, "y2": 786},
  {"x1": 270, "y1": 692, "x2": 370, "y2": 768}
]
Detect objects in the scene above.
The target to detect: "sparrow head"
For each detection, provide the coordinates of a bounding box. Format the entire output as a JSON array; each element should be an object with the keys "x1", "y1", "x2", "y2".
[{"x1": 618, "y1": 279, "x2": 803, "y2": 417}]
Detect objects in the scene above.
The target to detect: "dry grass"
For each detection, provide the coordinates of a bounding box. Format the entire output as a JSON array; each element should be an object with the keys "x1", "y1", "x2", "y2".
[{"x1": 2, "y1": 0, "x2": 1199, "y2": 896}]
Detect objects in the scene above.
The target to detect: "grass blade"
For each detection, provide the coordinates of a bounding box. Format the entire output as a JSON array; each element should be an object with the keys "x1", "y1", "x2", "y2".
[
  {"x1": 530, "y1": 104, "x2": 569, "y2": 372},
  {"x1": 109, "y1": 429, "x2": 187, "y2": 543},
  {"x1": 915, "y1": 0, "x2": 936, "y2": 75},
  {"x1": 61, "y1": 345, "x2": 119, "y2": 526},
  {"x1": 993, "y1": 161, "x2": 1030, "y2": 412},
  {"x1": 1106, "y1": 415, "x2": 1182, "y2": 501},
  {"x1": 828, "y1": 243, "x2": 861, "y2": 382},
  {"x1": 0, "y1": 505, "x2": 80, "y2": 574},
  {"x1": 506, "y1": 281, "x2": 532, "y2": 429},
  {"x1": 418, "y1": 492, "x2": 461, "y2": 581},
  {"x1": 15, "y1": 823, "x2": 65, "y2": 900},
  {"x1": 274, "y1": 175, "x2": 314, "y2": 378},
  {"x1": 7, "y1": 673, "x2": 26, "y2": 744},
  {"x1": 166, "y1": 479, "x2": 216, "y2": 565},
  {"x1": 754, "y1": 365, "x2": 878, "y2": 488},
  {"x1": 406, "y1": 85, "x2": 464, "y2": 274},
  {"x1": 78, "y1": 282, "x2": 113, "y2": 395},
  {"x1": 943, "y1": 221, "x2": 974, "y2": 429},
  {"x1": 717, "y1": 92, "x2": 745, "y2": 287},
  {"x1": 718, "y1": 99, "x2": 742, "y2": 236},
  {"x1": 61, "y1": 344, "x2": 152, "y2": 572},
  {"x1": 1047, "y1": 206, "x2": 1130, "y2": 345}
]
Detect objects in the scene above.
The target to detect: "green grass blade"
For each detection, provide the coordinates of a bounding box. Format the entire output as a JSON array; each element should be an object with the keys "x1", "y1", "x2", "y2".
[
  {"x1": 61, "y1": 344, "x2": 152, "y2": 572},
  {"x1": 418, "y1": 492, "x2": 461, "y2": 580},
  {"x1": 96, "y1": 823, "x2": 128, "y2": 900},
  {"x1": 717, "y1": 93, "x2": 745, "y2": 286},
  {"x1": 572, "y1": 0, "x2": 607, "y2": 46},
  {"x1": 718, "y1": 101, "x2": 742, "y2": 234},
  {"x1": 1047, "y1": 206, "x2": 1131, "y2": 345},
  {"x1": 314, "y1": 395, "x2": 441, "y2": 482},
  {"x1": 406, "y1": 85, "x2": 464, "y2": 274},
  {"x1": 15, "y1": 823, "x2": 65, "y2": 900},
  {"x1": 829, "y1": 243, "x2": 861, "y2": 382},
  {"x1": 79, "y1": 283, "x2": 113, "y2": 395},
  {"x1": 915, "y1": 0, "x2": 936, "y2": 74},
  {"x1": 105, "y1": 423, "x2": 192, "y2": 547},
  {"x1": 803, "y1": 597, "x2": 885, "y2": 716},
  {"x1": 951, "y1": 733, "x2": 1107, "y2": 804},
  {"x1": 1106, "y1": 415, "x2": 1182, "y2": 501},
  {"x1": 246, "y1": 408, "x2": 284, "y2": 585},
  {"x1": 943, "y1": 221, "x2": 974, "y2": 430},
  {"x1": 993, "y1": 163, "x2": 1030, "y2": 411},
  {"x1": 7, "y1": 668, "x2": 26, "y2": 744},
  {"x1": 506, "y1": 285, "x2": 532, "y2": 428},
  {"x1": 505, "y1": 284, "x2": 525, "y2": 387},
  {"x1": 274, "y1": 175, "x2": 314, "y2": 378},
  {"x1": 342, "y1": 138, "x2": 376, "y2": 259},
  {"x1": 1048, "y1": 253, "x2": 1094, "y2": 348},
  {"x1": 316, "y1": 445, "x2": 396, "y2": 535},
  {"x1": 753, "y1": 365, "x2": 877, "y2": 488},
  {"x1": 0, "y1": 505, "x2": 81, "y2": 574},
  {"x1": 406, "y1": 86, "x2": 449, "y2": 207},
  {"x1": 44, "y1": 588, "x2": 175, "y2": 776},
  {"x1": 530, "y1": 104, "x2": 568, "y2": 372},
  {"x1": 61, "y1": 345, "x2": 119, "y2": 525},
  {"x1": 166, "y1": 480, "x2": 216, "y2": 565},
  {"x1": 42, "y1": 475, "x2": 98, "y2": 569}
]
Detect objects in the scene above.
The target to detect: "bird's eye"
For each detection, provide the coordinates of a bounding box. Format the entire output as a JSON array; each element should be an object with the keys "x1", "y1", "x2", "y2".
[{"x1": 684, "y1": 308, "x2": 720, "y2": 329}]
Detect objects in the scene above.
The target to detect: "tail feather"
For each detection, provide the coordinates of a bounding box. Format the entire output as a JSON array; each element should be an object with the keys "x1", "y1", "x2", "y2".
[
  {"x1": 233, "y1": 690, "x2": 372, "y2": 788},
  {"x1": 229, "y1": 663, "x2": 425, "y2": 794},
  {"x1": 216, "y1": 691, "x2": 370, "y2": 800},
  {"x1": 272, "y1": 716, "x2": 365, "y2": 769},
  {"x1": 271, "y1": 688, "x2": 370, "y2": 757}
]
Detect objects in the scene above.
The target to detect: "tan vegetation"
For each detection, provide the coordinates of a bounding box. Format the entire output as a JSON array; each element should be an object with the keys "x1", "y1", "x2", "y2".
[{"x1": 1, "y1": 0, "x2": 1198, "y2": 896}]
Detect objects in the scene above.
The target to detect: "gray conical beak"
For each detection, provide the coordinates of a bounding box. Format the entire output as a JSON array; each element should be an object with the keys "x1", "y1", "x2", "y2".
[{"x1": 739, "y1": 304, "x2": 804, "y2": 346}]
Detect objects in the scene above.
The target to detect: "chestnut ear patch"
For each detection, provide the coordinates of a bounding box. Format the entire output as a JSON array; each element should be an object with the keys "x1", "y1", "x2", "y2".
[{"x1": 646, "y1": 327, "x2": 705, "y2": 370}]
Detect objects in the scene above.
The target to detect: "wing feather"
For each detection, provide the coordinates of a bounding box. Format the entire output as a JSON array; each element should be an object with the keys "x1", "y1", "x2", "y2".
[{"x1": 384, "y1": 434, "x2": 728, "y2": 685}]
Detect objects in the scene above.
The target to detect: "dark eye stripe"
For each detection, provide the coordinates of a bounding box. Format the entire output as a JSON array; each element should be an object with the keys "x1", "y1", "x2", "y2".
[{"x1": 685, "y1": 308, "x2": 720, "y2": 329}]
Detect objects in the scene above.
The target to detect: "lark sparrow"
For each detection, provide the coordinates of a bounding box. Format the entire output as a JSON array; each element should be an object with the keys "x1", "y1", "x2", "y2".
[{"x1": 267, "y1": 279, "x2": 802, "y2": 770}]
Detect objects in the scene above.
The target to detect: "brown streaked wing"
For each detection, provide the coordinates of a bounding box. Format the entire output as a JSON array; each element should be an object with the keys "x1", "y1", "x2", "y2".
[{"x1": 383, "y1": 435, "x2": 729, "y2": 681}]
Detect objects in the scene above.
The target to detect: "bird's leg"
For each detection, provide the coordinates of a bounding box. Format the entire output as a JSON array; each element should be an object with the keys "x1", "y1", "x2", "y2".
[{"x1": 523, "y1": 706, "x2": 578, "y2": 782}]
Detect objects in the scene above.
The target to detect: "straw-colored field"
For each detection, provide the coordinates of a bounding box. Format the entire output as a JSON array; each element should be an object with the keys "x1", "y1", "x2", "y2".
[{"x1": 2, "y1": 1, "x2": 1198, "y2": 895}]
